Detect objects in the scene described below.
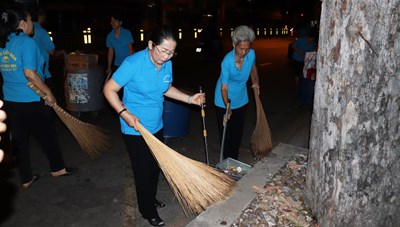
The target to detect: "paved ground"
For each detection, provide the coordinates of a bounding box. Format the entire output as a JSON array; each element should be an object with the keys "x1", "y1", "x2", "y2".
[{"x1": 0, "y1": 38, "x2": 313, "y2": 226}]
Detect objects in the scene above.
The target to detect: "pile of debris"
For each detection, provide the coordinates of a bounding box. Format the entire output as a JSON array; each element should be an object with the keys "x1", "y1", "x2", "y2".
[{"x1": 232, "y1": 154, "x2": 319, "y2": 227}]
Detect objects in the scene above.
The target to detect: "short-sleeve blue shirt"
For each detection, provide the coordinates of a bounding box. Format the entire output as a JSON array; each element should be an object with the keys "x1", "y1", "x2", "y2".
[
  {"x1": 106, "y1": 28, "x2": 134, "y2": 67},
  {"x1": 113, "y1": 48, "x2": 173, "y2": 135},
  {"x1": 214, "y1": 49, "x2": 255, "y2": 109},
  {"x1": 33, "y1": 22, "x2": 55, "y2": 79},
  {"x1": 292, "y1": 37, "x2": 315, "y2": 62},
  {"x1": 0, "y1": 33, "x2": 45, "y2": 102}
]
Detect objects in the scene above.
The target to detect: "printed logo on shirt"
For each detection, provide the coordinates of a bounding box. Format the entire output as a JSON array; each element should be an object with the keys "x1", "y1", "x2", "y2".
[
  {"x1": 163, "y1": 75, "x2": 172, "y2": 83},
  {"x1": 0, "y1": 51, "x2": 17, "y2": 72}
]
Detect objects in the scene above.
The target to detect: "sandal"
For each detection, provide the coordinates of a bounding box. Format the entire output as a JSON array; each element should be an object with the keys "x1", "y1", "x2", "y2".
[
  {"x1": 154, "y1": 200, "x2": 166, "y2": 209},
  {"x1": 51, "y1": 167, "x2": 79, "y2": 177},
  {"x1": 146, "y1": 217, "x2": 165, "y2": 226}
]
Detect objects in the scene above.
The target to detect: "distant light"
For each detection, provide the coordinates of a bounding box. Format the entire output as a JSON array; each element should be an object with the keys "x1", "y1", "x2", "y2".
[
  {"x1": 300, "y1": 13, "x2": 304, "y2": 17},
  {"x1": 194, "y1": 28, "x2": 197, "y2": 39},
  {"x1": 83, "y1": 28, "x2": 91, "y2": 44},
  {"x1": 179, "y1": 28, "x2": 182, "y2": 40},
  {"x1": 220, "y1": 28, "x2": 222, "y2": 37},
  {"x1": 48, "y1": 31, "x2": 53, "y2": 41},
  {"x1": 140, "y1": 29, "x2": 144, "y2": 41}
]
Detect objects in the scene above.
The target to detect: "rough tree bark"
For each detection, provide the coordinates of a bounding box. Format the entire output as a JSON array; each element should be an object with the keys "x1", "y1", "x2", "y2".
[{"x1": 305, "y1": 1, "x2": 400, "y2": 227}]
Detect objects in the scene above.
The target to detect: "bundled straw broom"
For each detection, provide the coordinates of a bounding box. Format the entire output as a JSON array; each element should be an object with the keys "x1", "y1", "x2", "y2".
[
  {"x1": 136, "y1": 122, "x2": 236, "y2": 215},
  {"x1": 250, "y1": 79, "x2": 273, "y2": 158},
  {"x1": 27, "y1": 82, "x2": 110, "y2": 159}
]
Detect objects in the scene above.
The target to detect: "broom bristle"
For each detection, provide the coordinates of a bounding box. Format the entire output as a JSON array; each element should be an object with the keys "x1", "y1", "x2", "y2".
[
  {"x1": 53, "y1": 104, "x2": 110, "y2": 159},
  {"x1": 26, "y1": 81, "x2": 110, "y2": 158},
  {"x1": 137, "y1": 122, "x2": 236, "y2": 215},
  {"x1": 251, "y1": 92, "x2": 273, "y2": 158}
]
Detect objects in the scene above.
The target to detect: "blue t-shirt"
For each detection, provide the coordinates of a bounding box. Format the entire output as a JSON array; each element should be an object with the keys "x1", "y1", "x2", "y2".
[
  {"x1": 0, "y1": 33, "x2": 45, "y2": 102},
  {"x1": 214, "y1": 49, "x2": 255, "y2": 109},
  {"x1": 113, "y1": 48, "x2": 173, "y2": 135},
  {"x1": 106, "y1": 27, "x2": 134, "y2": 66},
  {"x1": 33, "y1": 22, "x2": 55, "y2": 79},
  {"x1": 292, "y1": 37, "x2": 315, "y2": 62}
]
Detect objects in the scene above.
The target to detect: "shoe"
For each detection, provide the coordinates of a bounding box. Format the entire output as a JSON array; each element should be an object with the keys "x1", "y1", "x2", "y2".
[
  {"x1": 52, "y1": 167, "x2": 79, "y2": 177},
  {"x1": 154, "y1": 200, "x2": 165, "y2": 209},
  {"x1": 22, "y1": 174, "x2": 40, "y2": 189},
  {"x1": 147, "y1": 217, "x2": 165, "y2": 226}
]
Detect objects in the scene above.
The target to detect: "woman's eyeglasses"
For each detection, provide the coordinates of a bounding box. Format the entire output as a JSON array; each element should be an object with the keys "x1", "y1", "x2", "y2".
[{"x1": 154, "y1": 44, "x2": 177, "y2": 58}]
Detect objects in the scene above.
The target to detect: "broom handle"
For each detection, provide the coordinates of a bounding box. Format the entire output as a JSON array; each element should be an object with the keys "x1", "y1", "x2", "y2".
[
  {"x1": 220, "y1": 99, "x2": 230, "y2": 162},
  {"x1": 199, "y1": 86, "x2": 209, "y2": 165},
  {"x1": 26, "y1": 81, "x2": 48, "y2": 99}
]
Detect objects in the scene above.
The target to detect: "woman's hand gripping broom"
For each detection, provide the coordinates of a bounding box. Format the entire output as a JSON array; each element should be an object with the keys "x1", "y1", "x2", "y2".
[{"x1": 27, "y1": 82, "x2": 110, "y2": 158}]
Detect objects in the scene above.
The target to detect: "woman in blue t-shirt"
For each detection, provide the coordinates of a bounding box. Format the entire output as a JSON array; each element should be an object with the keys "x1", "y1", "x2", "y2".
[
  {"x1": 0, "y1": 8, "x2": 77, "y2": 188},
  {"x1": 106, "y1": 13, "x2": 134, "y2": 76},
  {"x1": 214, "y1": 25, "x2": 260, "y2": 160},
  {"x1": 103, "y1": 25, "x2": 204, "y2": 226}
]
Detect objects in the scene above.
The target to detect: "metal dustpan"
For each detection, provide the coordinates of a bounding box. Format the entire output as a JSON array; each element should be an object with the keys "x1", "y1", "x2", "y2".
[
  {"x1": 215, "y1": 99, "x2": 252, "y2": 180},
  {"x1": 216, "y1": 157, "x2": 252, "y2": 180}
]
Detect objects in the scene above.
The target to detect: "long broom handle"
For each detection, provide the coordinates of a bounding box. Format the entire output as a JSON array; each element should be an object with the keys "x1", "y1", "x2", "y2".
[
  {"x1": 220, "y1": 99, "x2": 231, "y2": 162},
  {"x1": 27, "y1": 81, "x2": 48, "y2": 99},
  {"x1": 199, "y1": 86, "x2": 209, "y2": 165},
  {"x1": 27, "y1": 81, "x2": 87, "y2": 125}
]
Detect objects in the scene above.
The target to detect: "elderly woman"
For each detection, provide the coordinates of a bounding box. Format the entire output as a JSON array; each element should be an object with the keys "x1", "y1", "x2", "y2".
[{"x1": 214, "y1": 25, "x2": 260, "y2": 160}]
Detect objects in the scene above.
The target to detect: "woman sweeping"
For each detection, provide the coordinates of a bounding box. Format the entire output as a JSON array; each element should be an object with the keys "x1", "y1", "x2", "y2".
[
  {"x1": 0, "y1": 8, "x2": 77, "y2": 189},
  {"x1": 214, "y1": 25, "x2": 260, "y2": 160},
  {"x1": 103, "y1": 25, "x2": 204, "y2": 226}
]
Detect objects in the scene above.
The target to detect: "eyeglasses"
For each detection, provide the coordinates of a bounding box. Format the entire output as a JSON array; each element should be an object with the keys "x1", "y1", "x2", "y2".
[{"x1": 154, "y1": 44, "x2": 177, "y2": 58}]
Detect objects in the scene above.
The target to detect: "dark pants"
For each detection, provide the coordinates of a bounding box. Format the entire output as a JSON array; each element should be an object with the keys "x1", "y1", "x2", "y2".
[
  {"x1": 292, "y1": 60, "x2": 304, "y2": 78},
  {"x1": 4, "y1": 101, "x2": 65, "y2": 184},
  {"x1": 216, "y1": 105, "x2": 247, "y2": 160},
  {"x1": 123, "y1": 129, "x2": 163, "y2": 219},
  {"x1": 298, "y1": 77, "x2": 316, "y2": 108}
]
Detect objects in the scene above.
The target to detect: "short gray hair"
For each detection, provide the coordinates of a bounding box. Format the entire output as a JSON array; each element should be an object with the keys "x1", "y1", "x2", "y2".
[{"x1": 232, "y1": 25, "x2": 255, "y2": 44}]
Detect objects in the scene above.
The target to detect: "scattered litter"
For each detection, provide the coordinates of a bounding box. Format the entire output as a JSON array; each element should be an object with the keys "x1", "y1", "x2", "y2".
[{"x1": 232, "y1": 154, "x2": 318, "y2": 227}]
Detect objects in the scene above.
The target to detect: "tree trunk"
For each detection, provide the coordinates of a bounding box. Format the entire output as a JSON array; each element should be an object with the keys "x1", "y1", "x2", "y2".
[{"x1": 305, "y1": 1, "x2": 400, "y2": 227}]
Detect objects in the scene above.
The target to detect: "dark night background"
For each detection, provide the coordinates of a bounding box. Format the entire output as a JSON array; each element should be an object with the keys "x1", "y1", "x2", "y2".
[{"x1": 0, "y1": 0, "x2": 321, "y2": 53}]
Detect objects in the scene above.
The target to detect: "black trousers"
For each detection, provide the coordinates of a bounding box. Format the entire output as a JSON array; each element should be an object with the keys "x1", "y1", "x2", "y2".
[
  {"x1": 216, "y1": 105, "x2": 247, "y2": 160},
  {"x1": 123, "y1": 129, "x2": 163, "y2": 219},
  {"x1": 4, "y1": 101, "x2": 65, "y2": 184}
]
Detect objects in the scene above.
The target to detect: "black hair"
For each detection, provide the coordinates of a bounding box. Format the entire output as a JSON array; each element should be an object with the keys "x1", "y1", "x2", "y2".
[
  {"x1": 148, "y1": 25, "x2": 177, "y2": 45},
  {"x1": 0, "y1": 8, "x2": 30, "y2": 48},
  {"x1": 110, "y1": 11, "x2": 125, "y2": 23},
  {"x1": 30, "y1": 6, "x2": 46, "y2": 22}
]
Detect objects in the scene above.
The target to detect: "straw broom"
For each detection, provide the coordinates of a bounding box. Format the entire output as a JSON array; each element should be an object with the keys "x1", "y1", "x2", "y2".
[
  {"x1": 27, "y1": 82, "x2": 110, "y2": 159},
  {"x1": 250, "y1": 78, "x2": 273, "y2": 158},
  {"x1": 136, "y1": 122, "x2": 236, "y2": 215}
]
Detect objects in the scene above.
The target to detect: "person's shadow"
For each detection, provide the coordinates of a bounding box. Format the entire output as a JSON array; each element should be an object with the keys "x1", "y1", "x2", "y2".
[{"x1": 0, "y1": 161, "x2": 18, "y2": 224}]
